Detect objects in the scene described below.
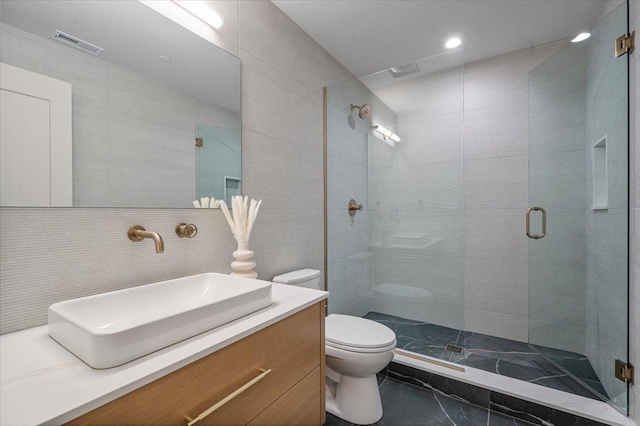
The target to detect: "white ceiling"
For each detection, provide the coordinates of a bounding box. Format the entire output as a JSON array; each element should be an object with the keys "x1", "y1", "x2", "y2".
[
  {"x1": 272, "y1": 0, "x2": 604, "y2": 77},
  {"x1": 1, "y1": 0, "x2": 241, "y2": 112}
]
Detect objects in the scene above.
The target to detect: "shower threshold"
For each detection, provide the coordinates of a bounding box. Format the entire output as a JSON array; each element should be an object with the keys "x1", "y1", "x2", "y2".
[{"x1": 364, "y1": 312, "x2": 608, "y2": 402}]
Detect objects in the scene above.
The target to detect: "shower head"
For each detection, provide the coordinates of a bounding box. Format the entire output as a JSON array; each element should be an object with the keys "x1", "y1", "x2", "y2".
[{"x1": 350, "y1": 104, "x2": 372, "y2": 120}]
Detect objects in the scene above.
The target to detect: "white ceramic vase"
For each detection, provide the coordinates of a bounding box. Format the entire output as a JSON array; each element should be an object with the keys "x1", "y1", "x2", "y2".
[{"x1": 231, "y1": 241, "x2": 257, "y2": 279}]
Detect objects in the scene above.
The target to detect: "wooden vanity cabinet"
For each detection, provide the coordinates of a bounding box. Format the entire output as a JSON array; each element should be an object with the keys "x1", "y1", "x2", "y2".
[{"x1": 67, "y1": 302, "x2": 326, "y2": 426}]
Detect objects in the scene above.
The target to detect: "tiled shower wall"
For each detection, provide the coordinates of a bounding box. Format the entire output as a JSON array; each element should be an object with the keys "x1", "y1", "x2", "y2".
[
  {"x1": 463, "y1": 42, "x2": 564, "y2": 341},
  {"x1": 0, "y1": 0, "x2": 355, "y2": 334},
  {"x1": 527, "y1": 43, "x2": 587, "y2": 354},
  {"x1": 462, "y1": 41, "x2": 567, "y2": 342},
  {"x1": 585, "y1": 1, "x2": 630, "y2": 407},
  {"x1": 325, "y1": 79, "x2": 397, "y2": 317},
  {"x1": 584, "y1": 0, "x2": 639, "y2": 417},
  {"x1": 630, "y1": 0, "x2": 639, "y2": 420},
  {"x1": 391, "y1": 60, "x2": 465, "y2": 330}
]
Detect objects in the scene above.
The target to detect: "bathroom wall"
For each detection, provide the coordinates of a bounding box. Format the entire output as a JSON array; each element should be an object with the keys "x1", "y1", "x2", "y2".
[
  {"x1": 0, "y1": 0, "x2": 355, "y2": 334},
  {"x1": 0, "y1": 23, "x2": 240, "y2": 208},
  {"x1": 370, "y1": 56, "x2": 465, "y2": 330},
  {"x1": 325, "y1": 79, "x2": 397, "y2": 317},
  {"x1": 593, "y1": 0, "x2": 640, "y2": 419},
  {"x1": 463, "y1": 41, "x2": 568, "y2": 342},
  {"x1": 326, "y1": 42, "x2": 573, "y2": 342},
  {"x1": 584, "y1": 1, "x2": 630, "y2": 406},
  {"x1": 624, "y1": 0, "x2": 639, "y2": 419},
  {"x1": 527, "y1": 43, "x2": 587, "y2": 354}
]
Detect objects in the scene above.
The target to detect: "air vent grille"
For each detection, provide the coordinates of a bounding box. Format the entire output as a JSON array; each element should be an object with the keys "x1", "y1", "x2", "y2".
[{"x1": 52, "y1": 30, "x2": 104, "y2": 56}]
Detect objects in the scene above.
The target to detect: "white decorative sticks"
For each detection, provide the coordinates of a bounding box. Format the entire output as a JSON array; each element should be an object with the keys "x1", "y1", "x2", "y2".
[{"x1": 219, "y1": 196, "x2": 262, "y2": 278}]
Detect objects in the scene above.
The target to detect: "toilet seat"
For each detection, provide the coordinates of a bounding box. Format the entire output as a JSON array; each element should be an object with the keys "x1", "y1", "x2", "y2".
[
  {"x1": 326, "y1": 339, "x2": 397, "y2": 354},
  {"x1": 326, "y1": 314, "x2": 396, "y2": 352}
]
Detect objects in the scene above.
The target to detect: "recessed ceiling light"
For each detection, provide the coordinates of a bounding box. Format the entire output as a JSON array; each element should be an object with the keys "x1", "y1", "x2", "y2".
[
  {"x1": 159, "y1": 55, "x2": 172, "y2": 62},
  {"x1": 445, "y1": 38, "x2": 462, "y2": 49},
  {"x1": 571, "y1": 32, "x2": 591, "y2": 42},
  {"x1": 173, "y1": 1, "x2": 224, "y2": 29}
]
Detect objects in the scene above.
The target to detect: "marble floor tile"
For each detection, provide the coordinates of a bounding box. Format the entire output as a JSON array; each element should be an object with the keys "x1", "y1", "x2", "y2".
[
  {"x1": 326, "y1": 376, "x2": 493, "y2": 425},
  {"x1": 324, "y1": 375, "x2": 601, "y2": 425},
  {"x1": 488, "y1": 410, "x2": 538, "y2": 426},
  {"x1": 364, "y1": 312, "x2": 608, "y2": 402}
]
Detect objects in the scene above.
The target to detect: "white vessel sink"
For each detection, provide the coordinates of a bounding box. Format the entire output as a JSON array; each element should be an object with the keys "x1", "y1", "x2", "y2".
[{"x1": 48, "y1": 273, "x2": 272, "y2": 369}]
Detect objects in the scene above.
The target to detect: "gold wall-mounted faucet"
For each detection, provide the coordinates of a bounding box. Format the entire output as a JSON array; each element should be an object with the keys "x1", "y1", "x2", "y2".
[{"x1": 128, "y1": 225, "x2": 164, "y2": 253}]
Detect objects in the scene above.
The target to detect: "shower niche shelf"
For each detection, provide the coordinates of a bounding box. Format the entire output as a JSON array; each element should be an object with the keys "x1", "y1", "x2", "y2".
[{"x1": 591, "y1": 136, "x2": 607, "y2": 211}]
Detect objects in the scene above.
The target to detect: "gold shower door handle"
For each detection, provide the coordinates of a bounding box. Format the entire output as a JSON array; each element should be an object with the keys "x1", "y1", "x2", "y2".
[
  {"x1": 184, "y1": 368, "x2": 271, "y2": 426},
  {"x1": 526, "y1": 207, "x2": 546, "y2": 239}
]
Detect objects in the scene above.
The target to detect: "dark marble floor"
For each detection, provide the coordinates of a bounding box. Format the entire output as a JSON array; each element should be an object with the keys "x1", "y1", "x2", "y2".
[
  {"x1": 364, "y1": 312, "x2": 608, "y2": 402},
  {"x1": 325, "y1": 374, "x2": 536, "y2": 426}
]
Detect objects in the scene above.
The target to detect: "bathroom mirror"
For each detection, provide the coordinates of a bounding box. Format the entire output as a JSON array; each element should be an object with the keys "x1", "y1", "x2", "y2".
[{"x1": 0, "y1": 0, "x2": 241, "y2": 208}]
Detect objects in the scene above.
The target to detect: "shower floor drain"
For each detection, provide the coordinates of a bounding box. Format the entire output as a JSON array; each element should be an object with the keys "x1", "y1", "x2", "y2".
[{"x1": 445, "y1": 344, "x2": 464, "y2": 353}]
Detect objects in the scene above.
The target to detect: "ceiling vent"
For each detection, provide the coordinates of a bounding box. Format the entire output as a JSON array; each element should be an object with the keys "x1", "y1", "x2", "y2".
[
  {"x1": 389, "y1": 62, "x2": 421, "y2": 78},
  {"x1": 51, "y1": 30, "x2": 104, "y2": 56}
]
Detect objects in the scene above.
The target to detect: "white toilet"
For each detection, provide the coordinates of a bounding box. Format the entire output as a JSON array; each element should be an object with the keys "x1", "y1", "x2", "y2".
[{"x1": 272, "y1": 269, "x2": 397, "y2": 425}]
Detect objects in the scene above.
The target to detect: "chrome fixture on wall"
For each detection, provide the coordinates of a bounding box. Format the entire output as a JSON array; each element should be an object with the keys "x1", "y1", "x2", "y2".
[
  {"x1": 350, "y1": 104, "x2": 372, "y2": 119},
  {"x1": 128, "y1": 225, "x2": 165, "y2": 253},
  {"x1": 176, "y1": 223, "x2": 198, "y2": 238},
  {"x1": 348, "y1": 199, "x2": 363, "y2": 217}
]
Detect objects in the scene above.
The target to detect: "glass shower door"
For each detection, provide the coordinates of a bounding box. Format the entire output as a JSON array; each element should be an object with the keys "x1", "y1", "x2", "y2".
[
  {"x1": 528, "y1": 1, "x2": 629, "y2": 411},
  {"x1": 325, "y1": 48, "x2": 466, "y2": 366}
]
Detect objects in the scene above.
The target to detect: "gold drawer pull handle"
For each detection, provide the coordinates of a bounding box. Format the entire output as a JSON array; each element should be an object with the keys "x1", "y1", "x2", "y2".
[{"x1": 185, "y1": 368, "x2": 271, "y2": 426}]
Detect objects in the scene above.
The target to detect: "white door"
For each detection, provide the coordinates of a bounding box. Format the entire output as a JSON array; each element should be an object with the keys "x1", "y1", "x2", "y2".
[{"x1": 0, "y1": 63, "x2": 72, "y2": 206}]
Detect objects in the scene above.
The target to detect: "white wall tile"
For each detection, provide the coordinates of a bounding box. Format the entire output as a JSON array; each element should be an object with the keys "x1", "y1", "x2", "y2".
[
  {"x1": 399, "y1": 162, "x2": 463, "y2": 210},
  {"x1": 529, "y1": 209, "x2": 586, "y2": 269},
  {"x1": 463, "y1": 41, "x2": 566, "y2": 112},
  {"x1": 239, "y1": 0, "x2": 326, "y2": 94},
  {"x1": 249, "y1": 208, "x2": 324, "y2": 281},
  {"x1": 588, "y1": 208, "x2": 629, "y2": 295},
  {"x1": 398, "y1": 112, "x2": 463, "y2": 165},
  {"x1": 326, "y1": 101, "x2": 369, "y2": 167},
  {"x1": 464, "y1": 309, "x2": 528, "y2": 343},
  {"x1": 327, "y1": 156, "x2": 368, "y2": 211},
  {"x1": 464, "y1": 258, "x2": 528, "y2": 317},
  {"x1": 529, "y1": 93, "x2": 586, "y2": 155},
  {"x1": 242, "y1": 131, "x2": 322, "y2": 210},
  {"x1": 464, "y1": 156, "x2": 529, "y2": 210},
  {"x1": 463, "y1": 102, "x2": 528, "y2": 160},
  {"x1": 465, "y1": 210, "x2": 528, "y2": 264},
  {"x1": 240, "y1": 50, "x2": 322, "y2": 153},
  {"x1": 327, "y1": 208, "x2": 370, "y2": 265},
  {"x1": 529, "y1": 151, "x2": 586, "y2": 210},
  {"x1": 529, "y1": 319, "x2": 585, "y2": 354},
  {"x1": 325, "y1": 52, "x2": 354, "y2": 88},
  {"x1": 0, "y1": 208, "x2": 235, "y2": 334}
]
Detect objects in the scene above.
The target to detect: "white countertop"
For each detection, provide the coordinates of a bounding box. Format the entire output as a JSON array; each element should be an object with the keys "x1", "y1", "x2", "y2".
[{"x1": 0, "y1": 283, "x2": 328, "y2": 426}]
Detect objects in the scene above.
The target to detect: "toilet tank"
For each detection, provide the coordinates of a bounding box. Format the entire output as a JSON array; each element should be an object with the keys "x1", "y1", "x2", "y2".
[{"x1": 272, "y1": 269, "x2": 322, "y2": 290}]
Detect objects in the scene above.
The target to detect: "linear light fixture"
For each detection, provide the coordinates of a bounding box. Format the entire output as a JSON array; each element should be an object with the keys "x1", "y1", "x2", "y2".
[
  {"x1": 373, "y1": 124, "x2": 400, "y2": 145},
  {"x1": 173, "y1": 1, "x2": 224, "y2": 29}
]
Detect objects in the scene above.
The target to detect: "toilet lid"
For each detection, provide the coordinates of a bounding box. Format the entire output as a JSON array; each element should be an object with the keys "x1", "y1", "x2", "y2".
[{"x1": 325, "y1": 314, "x2": 396, "y2": 349}]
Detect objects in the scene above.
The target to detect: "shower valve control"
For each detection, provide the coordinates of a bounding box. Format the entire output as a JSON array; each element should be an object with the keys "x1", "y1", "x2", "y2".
[
  {"x1": 176, "y1": 223, "x2": 198, "y2": 238},
  {"x1": 348, "y1": 199, "x2": 363, "y2": 217}
]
